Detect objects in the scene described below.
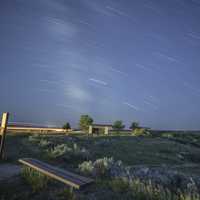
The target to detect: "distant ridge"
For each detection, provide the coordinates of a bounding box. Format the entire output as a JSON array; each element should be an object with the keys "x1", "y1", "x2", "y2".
[{"x1": 151, "y1": 129, "x2": 200, "y2": 133}]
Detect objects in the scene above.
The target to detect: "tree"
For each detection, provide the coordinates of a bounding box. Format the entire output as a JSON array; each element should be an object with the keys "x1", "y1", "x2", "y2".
[
  {"x1": 113, "y1": 120, "x2": 125, "y2": 132},
  {"x1": 130, "y1": 122, "x2": 139, "y2": 130},
  {"x1": 63, "y1": 122, "x2": 71, "y2": 131},
  {"x1": 79, "y1": 115, "x2": 93, "y2": 132}
]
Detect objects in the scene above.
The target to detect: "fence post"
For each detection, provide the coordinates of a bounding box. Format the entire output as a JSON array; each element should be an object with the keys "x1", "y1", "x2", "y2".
[
  {"x1": 104, "y1": 127, "x2": 109, "y2": 135},
  {"x1": 0, "y1": 112, "x2": 9, "y2": 160},
  {"x1": 89, "y1": 125, "x2": 93, "y2": 134}
]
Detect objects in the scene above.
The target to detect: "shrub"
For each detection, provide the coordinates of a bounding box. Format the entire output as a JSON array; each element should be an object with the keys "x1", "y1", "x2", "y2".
[
  {"x1": 93, "y1": 157, "x2": 114, "y2": 176},
  {"x1": 79, "y1": 157, "x2": 115, "y2": 177},
  {"x1": 78, "y1": 161, "x2": 94, "y2": 175},
  {"x1": 46, "y1": 142, "x2": 90, "y2": 160},
  {"x1": 38, "y1": 139, "x2": 52, "y2": 148},
  {"x1": 21, "y1": 167, "x2": 49, "y2": 192},
  {"x1": 110, "y1": 178, "x2": 200, "y2": 200},
  {"x1": 28, "y1": 134, "x2": 41, "y2": 143},
  {"x1": 130, "y1": 179, "x2": 171, "y2": 200},
  {"x1": 28, "y1": 134, "x2": 50, "y2": 145},
  {"x1": 47, "y1": 144, "x2": 72, "y2": 158},
  {"x1": 110, "y1": 178, "x2": 130, "y2": 193}
]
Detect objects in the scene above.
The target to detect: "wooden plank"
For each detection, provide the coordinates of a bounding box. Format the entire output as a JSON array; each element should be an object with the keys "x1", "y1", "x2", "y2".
[
  {"x1": 19, "y1": 158, "x2": 93, "y2": 189},
  {"x1": 19, "y1": 159, "x2": 83, "y2": 188},
  {"x1": 0, "y1": 112, "x2": 9, "y2": 159},
  {"x1": 30, "y1": 159, "x2": 91, "y2": 184}
]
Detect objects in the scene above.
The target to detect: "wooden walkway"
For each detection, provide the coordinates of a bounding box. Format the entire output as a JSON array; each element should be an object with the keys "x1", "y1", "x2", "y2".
[{"x1": 19, "y1": 158, "x2": 93, "y2": 189}]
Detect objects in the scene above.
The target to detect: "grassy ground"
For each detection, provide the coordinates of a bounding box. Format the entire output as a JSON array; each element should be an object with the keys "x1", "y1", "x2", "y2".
[{"x1": 1, "y1": 132, "x2": 200, "y2": 199}]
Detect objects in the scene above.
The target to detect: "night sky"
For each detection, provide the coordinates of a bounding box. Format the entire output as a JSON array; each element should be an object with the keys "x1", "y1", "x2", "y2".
[{"x1": 1, "y1": 0, "x2": 200, "y2": 129}]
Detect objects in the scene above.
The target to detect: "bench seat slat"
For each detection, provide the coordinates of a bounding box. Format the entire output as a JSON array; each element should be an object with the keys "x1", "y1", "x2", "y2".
[
  {"x1": 27, "y1": 159, "x2": 86, "y2": 185},
  {"x1": 30, "y1": 159, "x2": 92, "y2": 183},
  {"x1": 19, "y1": 158, "x2": 93, "y2": 189}
]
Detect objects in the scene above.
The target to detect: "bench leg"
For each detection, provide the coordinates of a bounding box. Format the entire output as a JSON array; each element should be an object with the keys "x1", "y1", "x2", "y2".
[{"x1": 70, "y1": 186, "x2": 74, "y2": 193}]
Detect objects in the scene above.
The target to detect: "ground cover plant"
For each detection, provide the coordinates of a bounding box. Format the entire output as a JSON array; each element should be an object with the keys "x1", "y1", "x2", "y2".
[
  {"x1": 21, "y1": 166, "x2": 50, "y2": 192},
  {"x1": 1, "y1": 132, "x2": 200, "y2": 199}
]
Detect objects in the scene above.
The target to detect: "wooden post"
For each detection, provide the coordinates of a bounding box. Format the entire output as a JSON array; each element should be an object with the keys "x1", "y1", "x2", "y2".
[
  {"x1": 104, "y1": 127, "x2": 109, "y2": 135},
  {"x1": 0, "y1": 112, "x2": 9, "y2": 159},
  {"x1": 89, "y1": 125, "x2": 93, "y2": 134}
]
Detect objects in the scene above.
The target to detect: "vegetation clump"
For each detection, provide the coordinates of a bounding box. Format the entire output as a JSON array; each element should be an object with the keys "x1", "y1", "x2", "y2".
[
  {"x1": 21, "y1": 167, "x2": 49, "y2": 192},
  {"x1": 110, "y1": 178, "x2": 200, "y2": 200},
  {"x1": 46, "y1": 142, "x2": 89, "y2": 160},
  {"x1": 47, "y1": 144, "x2": 71, "y2": 158},
  {"x1": 78, "y1": 160, "x2": 94, "y2": 176},
  {"x1": 28, "y1": 134, "x2": 50, "y2": 144},
  {"x1": 79, "y1": 156, "x2": 200, "y2": 197},
  {"x1": 38, "y1": 139, "x2": 52, "y2": 148},
  {"x1": 79, "y1": 157, "x2": 117, "y2": 177},
  {"x1": 28, "y1": 134, "x2": 42, "y2": 143},
  {"x1": 5, "y1": 132, "x2": 200, "y2": 200}
]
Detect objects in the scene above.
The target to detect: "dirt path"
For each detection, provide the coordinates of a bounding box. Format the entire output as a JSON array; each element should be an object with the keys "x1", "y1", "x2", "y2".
[{"x1": 0, "y1": 164, "x2": 21, "y2": 181}]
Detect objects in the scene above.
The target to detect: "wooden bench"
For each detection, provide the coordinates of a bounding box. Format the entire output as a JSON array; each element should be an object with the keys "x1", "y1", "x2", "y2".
[{"x1": 19, "y1": 158, "x2": 93, "y2": 189}]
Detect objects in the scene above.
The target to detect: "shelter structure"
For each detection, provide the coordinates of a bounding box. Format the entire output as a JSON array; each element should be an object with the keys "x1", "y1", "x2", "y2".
[{"x1": 89, "y1": 124, "x2": 113, "y2": 135}]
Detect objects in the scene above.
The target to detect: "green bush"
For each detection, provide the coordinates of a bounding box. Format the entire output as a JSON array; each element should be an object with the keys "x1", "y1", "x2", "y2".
[
  {"x1": 79, "y1": 157, "x2": 114, "y2": 177},
  {"x1": 93, "y1": 157, "x2": 114, "y2": 176},
  {"x1": 78, "y1": 161, "x2": 94, "y2": 175},
  {"x1": 21, "y1": 167, "x2": 49, "y2": 192},
  {"x1": 47, "y1": 144, "x2": 71, "y2": 158}
]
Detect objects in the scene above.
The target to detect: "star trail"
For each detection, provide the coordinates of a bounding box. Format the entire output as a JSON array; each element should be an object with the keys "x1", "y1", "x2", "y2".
[{"x1": 0, "y1": 0, "x2": 200, "y2": 130}]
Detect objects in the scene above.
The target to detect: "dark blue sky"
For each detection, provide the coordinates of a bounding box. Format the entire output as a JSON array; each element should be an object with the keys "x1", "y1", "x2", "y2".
[{"x1": 1, "y1": 0, "x2": 200, "y2": 129}]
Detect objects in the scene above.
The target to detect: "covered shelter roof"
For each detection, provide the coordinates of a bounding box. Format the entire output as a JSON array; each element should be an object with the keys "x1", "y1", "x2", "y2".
[{"x1": 91, "y1": 124, "x2": 113, "y2": 127}]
